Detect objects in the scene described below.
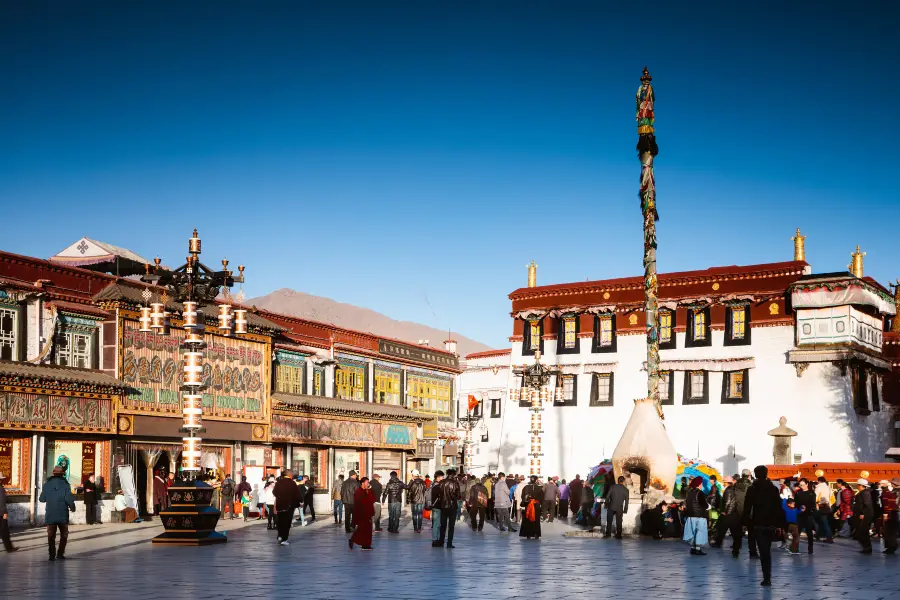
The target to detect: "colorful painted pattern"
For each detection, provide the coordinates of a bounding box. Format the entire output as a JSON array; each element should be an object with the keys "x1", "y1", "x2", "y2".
[{"x1": 0, "y1": 392, "x2": 113, "y2": 432}]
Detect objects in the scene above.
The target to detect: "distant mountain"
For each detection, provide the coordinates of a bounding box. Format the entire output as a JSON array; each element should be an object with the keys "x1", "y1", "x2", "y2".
[{"x1": 247, "y1": 288, "x2": 493, "y2": 358}]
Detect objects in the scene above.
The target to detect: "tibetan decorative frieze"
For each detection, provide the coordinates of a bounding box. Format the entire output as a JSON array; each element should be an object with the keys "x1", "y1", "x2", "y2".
[
  {"x1": 120, "y1": 320, "x2": 270, "y2": 422},
  {"x1": 0, "y1": 392, "x2": 114, "y2": 433},
  {"x1": 377, "y1": 340, "x2": 459, "y2": 370},
  {"x1": 271, "y1": 414, "x2": 415, "y2": 450}
]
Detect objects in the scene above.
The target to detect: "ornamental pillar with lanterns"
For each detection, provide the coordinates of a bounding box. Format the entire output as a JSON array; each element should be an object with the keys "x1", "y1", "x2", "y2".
[
  {"x1": 513, "y1": 350, "x2": 559, "y2": 479},
  {"x1": 141, "y1": 229, "x2": 246, "y2": 546}
]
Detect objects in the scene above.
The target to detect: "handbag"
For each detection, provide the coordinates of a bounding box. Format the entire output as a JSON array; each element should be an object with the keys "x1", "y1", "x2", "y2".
[{"x1": 423, "y1": 508, "x2": 432, "y2": 520}]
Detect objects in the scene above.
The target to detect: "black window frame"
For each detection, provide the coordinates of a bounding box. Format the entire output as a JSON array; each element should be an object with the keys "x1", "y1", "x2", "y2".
[
  {"x1": 724, "y1": 305, "x2": 752, "y2": 346},
  {"x1": 589, "y1": 372, "x2": 615, "y2": 407},
  {"x1": 490, "y1": 397, "x2": 502, "y2": 418},
  {"x1": 871, "y1": 374, "x2": 880, "y2": 412},
  {"x1": 658, "y1": 309, "x2": 676, "y2": 350},
  {"x1": 685, "y1": 307, "x2": 712, "y2": 348},
  {"x1": 852, "y1": 365, "x2": 870, "y2": 415},
  {"x1": 472, "y1": 399, "x2": 483, "y2": 418},
  {"x1": 592, "y1": 314, "x2": 618, "y2": 353},
  {"x1": 658, "y1": 369, "x2": 675, "y2": 405},
  {"x1": 682, "y1": 370, "x2": 709, "y2": 405},
  {"x1": 721, "y1": 369, "x2": 750, "y2": 404},
  {"x1": 557, "y1": 314, "x2": 580, "y2": 355},
  {"x1": 554, "y1": 375, "x2": 578, "y2": 407},
  {"x1": 522, "y1": 318, "x2": 545, "y2": 356}
]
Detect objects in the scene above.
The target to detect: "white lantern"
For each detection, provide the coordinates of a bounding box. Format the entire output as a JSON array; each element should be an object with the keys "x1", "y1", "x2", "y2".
[
  {"x1": 139, "y1": 307, "x2": 153, "y2": 332},
  {"x1": 182, "y1": 301, "x2": 202, "y2": 330},
  {"x1": 150, "y1": 303, "x2": 166, "y2": 330},
  {"x1": 182, "y1": 437, "x2": 202, "y2": 471},
  {"x1": 234, "y1": 309, "x2": 248, "y2": 335},
  {"x1": 183, "y1": 351, "x2": 204, "y2": 387},
  {"x1": 218, "y1": 304, "x2": 233, "y2": 334},
  {"x1": 182, "y1": 393, "x2": 203, "y2": 430}
]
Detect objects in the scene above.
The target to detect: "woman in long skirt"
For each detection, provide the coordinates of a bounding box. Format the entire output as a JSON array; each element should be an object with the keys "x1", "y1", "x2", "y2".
[
  {"x1": 683, "y1": 476, "x2": 709, "y2": 556},
  {"x1": 349, "y1": 477, "x2": 375, "y2": 551},
  {"x1": 519, "y1": 476, "x2": 543, "y2": 540}
]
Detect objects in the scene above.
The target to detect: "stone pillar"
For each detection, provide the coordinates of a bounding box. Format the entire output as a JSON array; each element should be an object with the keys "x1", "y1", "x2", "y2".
[
  {"x1": 366, "y1": 449, "x2": 374, "y2": 479},
  {"x1": 139, "y1": 450, "x2": 161, "y2": 514},
  {"x1": 767, "y1": 417, "x2": 798, "y2": 465}
]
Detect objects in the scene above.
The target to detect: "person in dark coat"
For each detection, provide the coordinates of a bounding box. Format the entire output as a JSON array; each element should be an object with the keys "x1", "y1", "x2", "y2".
[
  {"x1": 743, "y1": 465, "x2": 786, "y2": 588},
  {"x1": 349, "y1": 477, "x2": 375, "y2": 551},
  {"x1": 83, "y1": 474, "x2": 99, "y2": 525},
  {"x1": 519, "y1": 476, "x2": 543, "y2": 540},
  {"x1": 640, "y1": 501, "x2": 667, "y2": 539},
  {"x1": 341, "y1": 471, "x2": 360, "y2": 533},
  {"x1": 605, "y1": 476, "x2": 629, "y2": 539},
  {"x1": 39, "y1": 465, "x2": 76, "y2": 560},
  {"x1": 568, "y1": 475, "x2": 583, "y2": 517},
  {"x1": 273, "y1": 470, "x2": 300, "y2": 545},
  {"x1": 854, "y1": 478, "x2": 874, "y2": 554},
  {"x1": 0, "y1": 471, "x2": 19, "y2": 552},
  {"x1": 152, "y1": 470, "x2": 168, "y2": 516}
]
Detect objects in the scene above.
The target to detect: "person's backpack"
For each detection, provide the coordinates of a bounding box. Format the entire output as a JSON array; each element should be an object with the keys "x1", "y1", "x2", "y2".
[{"x1": 477, "y1": 490, "x2": 488, "y2": 508}]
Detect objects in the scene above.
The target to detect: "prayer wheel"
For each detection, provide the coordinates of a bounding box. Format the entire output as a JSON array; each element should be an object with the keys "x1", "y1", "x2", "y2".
[
  {"x1": 182, "y1": 393, "x2": 203, "y2": 430},
  {"x1": 189, "y1": 230, "x2": 201, "y2": 254},
  {"x1": 217, "y1": 304, "x2": 233, "y2": 334},
  {"x1": 182, "y1": 301, "x2": 202, "y2": 330},
  {"x1": 182, "y1": 437, "x2": 202, "y2": 471},
  {"x1": 160, "y1": 312, "x2": 171, "y2": 336},
  {"x1": 183, "y1": 351, "x2": 204, "y2": 387},
  {"x1": 233, "y1": 309, "x2": 248, "y2": 335},
  {"x1": 139, "y1": 307, "x2": 153, "y2": 332},
  {"x1": 150, "y1": 303, "x2": 166, "y2": 330}
]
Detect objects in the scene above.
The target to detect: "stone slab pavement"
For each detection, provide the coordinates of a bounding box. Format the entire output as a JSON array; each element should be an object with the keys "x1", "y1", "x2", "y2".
[{"x1": 1, "y1": 513, "x2": 898, "y2": 600}]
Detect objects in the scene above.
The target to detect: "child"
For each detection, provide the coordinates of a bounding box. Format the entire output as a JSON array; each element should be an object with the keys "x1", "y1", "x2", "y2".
[
  {"x1": 241, "y1": 489, "x2": 252, "y2": 521},
  {"x1": 782, "y1": 497, "x2": 799, "y2": 554}
]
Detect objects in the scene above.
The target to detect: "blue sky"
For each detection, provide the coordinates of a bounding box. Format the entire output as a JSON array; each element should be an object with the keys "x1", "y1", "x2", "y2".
[{"x1": 2, "y1": 2, "x2": 897, "y2": 349}]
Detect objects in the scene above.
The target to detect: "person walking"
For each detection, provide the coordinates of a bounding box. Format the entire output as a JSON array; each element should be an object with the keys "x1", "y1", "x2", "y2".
[
  {"x1": 855, "y1": 478, "x2": 874, "y2": 554},
  {"x1": 341, "y1": 470, "x2": 359, "y2": 533},
  {"x1": 430, "y1": 470, "x2": 445, "y2": 547},
  {"x1": 152, "y1": 470, "x2": 168, "y2": 517},
  {"x1": 331, "y1": 474, "x2": 344, "y2": 525},
  {"x1": 382, "y1": 471, "x2": 408, "y2": 534},
  {"x1": 39, "y1": 465, "x2": 76, "y2": 561},
  {"x1": 0, "y1": 472, "x2": 19, "y2": 552},
  {"x1": 262, "y1": 476, "x2": 276, "y2": 530},
  {"x1": 569, "y1": 475, "x2": 583, "y2": 519},
  {"x1": 605, "y1": 476, "x2": 629, "y2": 539},
  {"x1": 519, "y1": 475, "x2": 543, "y2": 540},
  {"x1": 349, "y1": 477, "x2": 375, "y2": 551},
  {"x1": 558, "y1": 479, "x2": 570, "y2": 519},
  {"x1": 837, "y1": 479, "x2": 854, "y2": 538},
  {"x1": 711, "y1": 476, "x2": 742, "y2": 556},
  {"x1": 220, "y1": 474, "x2": 235, "y2": 519},
  {"x1": 543, "y1": 477, "x2": 559, "y2": 523},
  {"x1": 369, "y1": 473, "x2": 384, "y2": 532},
  {"x1": 273, "y1": 470, "x2": 300, "y2": 546},
  {"x1": 493, "y1": 472, "x2": 516, "y2": 532},
  {"x1": 733, "y1": 469, "x2": 755, "y2": 557},
  {"x1": 683, "y1": 477, "x2": 709, "y2": 556},
  {"x1": 468, "y1": 477, "x2": 489, "y2": 531},
  {"x1": 881, "y1": 478, "x2": 899, "y2": 554},
  {"x1": 813, "y1": 476, "x2": 834, "y2": 543},
  {"x1": 295, "y1": 476, "x2": 308, "y2": 526},
  {"x1": 302, "y1": 476, "x2": 316, "y2": 523},
  {"x1": 793, "y1": 478, "x2": 817, "y2": 555},
  {"x1": 407, "y1": 471, "x2": 427, "y2": 533},
  {"x1": 83, "y1": 474, "x2": 100, "y2": 525},
  {"x1": 437, "y1": 468, "x2": 461, "y2": 548},
  {"x1": 513, "y1": 477, "x2": 525, "y2": 523},
  {"x1": 743, "y1": 465, "x2": 786, "y2": 588}
]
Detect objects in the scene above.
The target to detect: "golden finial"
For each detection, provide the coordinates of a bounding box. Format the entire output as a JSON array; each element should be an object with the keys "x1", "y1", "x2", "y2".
[
  {"x1": 238, "y1": 265, "x2": 245, "y2": 275},
  {"x1": 527, "y1": 260, "x2": 537, "y2": 288},
  {"x1": 849, "y1": 245, "x2": 865, "y2": 278},
  {"x1": 222, "y1": 258, "x2": 229, "y2": 271},
  {"x1": 791, "y1": 228, "x2": 806, "y2": 262},
  {"x1": 640, "y1": 66, "x2": 652, "y2": 83}
]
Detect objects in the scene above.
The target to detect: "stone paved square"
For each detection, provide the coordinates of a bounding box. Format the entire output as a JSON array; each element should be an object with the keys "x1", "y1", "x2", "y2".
[{"x1": 2, "y1": 514, "x2": 899, "y2": 600}]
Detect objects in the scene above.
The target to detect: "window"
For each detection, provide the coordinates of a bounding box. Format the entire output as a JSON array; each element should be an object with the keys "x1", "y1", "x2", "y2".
[
  {"x1": 335, "y1": 363, "x2": 366, "y2": 401},
  {"x1": 686, "y1": 307, "x2": 711, "y2": 347},
  {"x1": 275, "y1": 364, "x2": 305, "y2": 395},
  {"x1": 471, "y1": 399, "x2": 483, "y2": 418},
  {"x1": 56, "y1": 330, "x2": 94, "y2": 368},
  {"x1": 871, "y1": 375, "x2": 880, "y2": 412},
  {"x1": 313, "y1": 367, "x2": 324, "y2": 396},
  {"x1": 659, "y1": 310, "x2": 676, "y2": 349},
  {"x1": 592, "y1": 314, "x2": 617, "y2": 353},
  {"x1": 725, "y1": 305, "x2": 752, "y2": 346},
  {"x1": 0, "y1": 307, "x2": 18, "y2": 361},
  {"x1": 408, "y1": 374, "x2": 452, "y2": 415},
  {"x1": 683, "y1": 370, "x2": 709, "y2": 404},
  {"x1": 589, "y1": 373, "x2": 614, "y2": 407},
  {"x1": 490, "y1": 398, "x2": 501, "y2": 418},
  {"x1": 658, "y1": 370, "x2": 674, "y2": 405},
  {"x1": 722, "y1": 370, "x2": 749, "y2": 404},
  {"x1": 374, "y1": 370, "x2": 401, "y2": 405},
  {"x1": 554, "y1": 375, "x2": 578, "y2": 406},
  {"x1": 558, "y1": 315, "x2": 579, "y2": 353},
  {"x1": 523, "y1": 319, "x2": 544, "y2": 355},
  {"x1": 852, "y1": 366, "x2": 870, "y2": 415}
]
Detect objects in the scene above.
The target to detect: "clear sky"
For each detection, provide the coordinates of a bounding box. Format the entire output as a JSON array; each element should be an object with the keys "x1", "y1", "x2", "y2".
[{"x1": 2, "y1": 2, "x2": 897, "y2": 349}]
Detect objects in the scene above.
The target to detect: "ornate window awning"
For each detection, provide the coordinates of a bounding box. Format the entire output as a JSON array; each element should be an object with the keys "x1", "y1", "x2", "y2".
[
  {"x1": 789, "y1": 275, "x2": 896, "y2": 316},
  {"x1": 641, "y1": 357, "x2": 756, "y2": 372},
  {"x1": 787, "y1": 348, "x2": 890, "y2": 371}
]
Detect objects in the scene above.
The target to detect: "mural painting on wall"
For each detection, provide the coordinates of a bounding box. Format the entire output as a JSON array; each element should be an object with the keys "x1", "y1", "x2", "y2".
[
  {"x1": 122, "y1": 322, "x2": 267, "y2": 420},
  {"x1": 271, "y1": 415, "x2": 415, "y2": 450},
  {"x1": 0, "y1": 393, "x2": 113, "y2": 432}
]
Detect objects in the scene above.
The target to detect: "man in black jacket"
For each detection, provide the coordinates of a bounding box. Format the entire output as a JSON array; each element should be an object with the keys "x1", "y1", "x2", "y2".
[
  {"x1": 273, "y1": 470, "x2": 300, "y2": 546},
  {"x1": 341, "y1": 471, "x2": 359, "y2": 533},
  {"x1": 369, "y1": 474, "x2": 384, "y2": 532},
  {"x1": 743, "y1": 465, "x2": 785, "y2": 587},
  {"x1": 383, "y1": 471, "x2": 408, "y2": 533},
  {"x1": 793, "y1": 478, "x2": 817, "y2": 554},
  {"x1": 438, "y1": 468, "x2": 461, "y2": 548},
  {"x1": 605, "y1": 476, "x2": 629, "y2": 539},
  {"x1": 0, "y1": 471, "x2": 19, "y2": 552},
  {"x1": 407, "y1": 472, "x2": 427, "y2": 533},
  {"x1": 712, "y1": 476, "x2": 742, "y2": 556},
  {"x1": 854, "y1": 478, "x2": 874, "y2": 554}
]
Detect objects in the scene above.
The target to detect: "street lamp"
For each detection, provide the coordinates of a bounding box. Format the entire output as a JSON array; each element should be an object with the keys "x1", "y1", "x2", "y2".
[
  {"x1": 142, "y1": 229, "x2": 244, "y2": 546},
  {"x1": 513, "y1": 350, "x2": 560, "y2": 478},
  {"x1": 458, "y1": 405, "x2": 483, "y2": 474}
]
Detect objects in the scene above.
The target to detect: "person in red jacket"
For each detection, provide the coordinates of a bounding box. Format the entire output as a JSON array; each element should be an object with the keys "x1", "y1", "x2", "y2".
[{"x1": 349, "y1": 477, "x2": 375, "y2": 551}]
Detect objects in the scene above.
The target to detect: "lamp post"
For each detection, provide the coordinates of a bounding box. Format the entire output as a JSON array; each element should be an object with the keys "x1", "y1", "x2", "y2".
[
  {"x1": 513, "y1": 350, "x2": 560, "y2": 479},
  {"x1": 142, "y1": 229, "x2": 245, "y2": 546},
  {"x1": 458, "y1": 409, "x2": 484, "y2": 474}
]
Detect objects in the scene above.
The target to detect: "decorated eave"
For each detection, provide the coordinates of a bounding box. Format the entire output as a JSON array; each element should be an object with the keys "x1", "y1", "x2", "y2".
[
  {"x1": 93, "y1": 282, "x2": 284, "y2": 334},
  {"x1": 49, "y1": 237, "x2": 150, "y2": 276},
  {"x1": 788, "y1": 272, "x2": 896, "y2": 316},
  {"x1": 0, "y1": 359, "x2": 128, "y2": 395},
  {"x1": 272, "y1": 392, "x2": 432, "y2": 423},
  {"x1": 465, "y1": 349, "x2": 512, "y2": 360},
  {"x1": 508, "y1": 260, "x2": 807, "y2": 312}
]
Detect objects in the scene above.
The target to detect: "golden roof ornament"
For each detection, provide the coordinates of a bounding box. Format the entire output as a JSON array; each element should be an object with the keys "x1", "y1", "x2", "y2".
[
  {"x1": 527, "y1": 260, "x2": 537, "y2": 288},
  {"x1": 791, "y1": 228, "x2": 806, "y2": 262},
  {"x1": 848, "y1": 245, "x2": 865, "y2": 278},
  {"x1": 891, "y1": 279, "x2": 900, "y2": 333}
]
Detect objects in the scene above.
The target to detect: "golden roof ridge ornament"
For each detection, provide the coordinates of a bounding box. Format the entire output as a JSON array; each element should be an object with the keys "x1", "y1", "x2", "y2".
[
  {"x1": 527, "y1": 260, "x2": 537, "y2": 288},
  {"x1": 791, "y1": 228, "x2": 806, "y2": 262},
  {"x1": 849, "y1": 245, "x2": 865, "y2": 278}
]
